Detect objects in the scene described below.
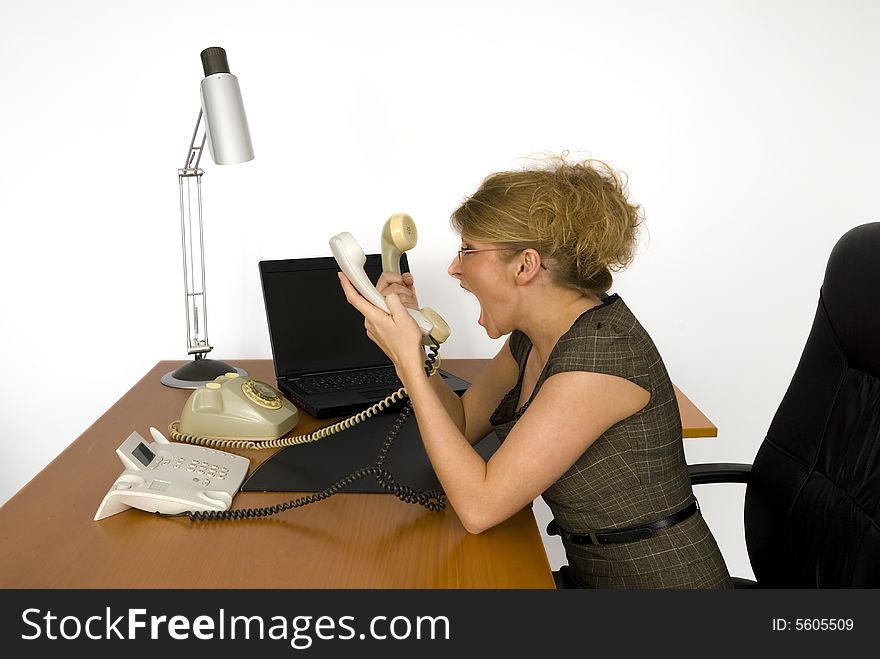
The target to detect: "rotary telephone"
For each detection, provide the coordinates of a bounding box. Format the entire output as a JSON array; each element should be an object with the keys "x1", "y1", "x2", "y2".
[
  {"x1": 178, "y1": 372, "x2": 299, "y2": 440},
  {"x1": 97, "y1": 214, "x2": 449, "y2": 522}
]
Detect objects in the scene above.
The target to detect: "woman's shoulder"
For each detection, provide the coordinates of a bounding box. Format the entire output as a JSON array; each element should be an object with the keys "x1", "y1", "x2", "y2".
[
  {"x1": 561, "y1": 294, "x2": 640, "y2": 343},
  {"x1": 548, "y1": 294, "x2": 657, "y2": 384}
]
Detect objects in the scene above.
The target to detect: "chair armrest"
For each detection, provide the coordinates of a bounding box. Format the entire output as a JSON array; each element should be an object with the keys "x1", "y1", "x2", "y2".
[
  {"x1": 687, "y1": 463, "x2": 757, "y2": 588},
  {"x1": 688, "y1": 463, "x2": 752, "y2": 486}
]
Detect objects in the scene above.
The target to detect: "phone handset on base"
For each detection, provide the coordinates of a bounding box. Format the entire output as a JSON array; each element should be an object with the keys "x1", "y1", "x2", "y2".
[{"x1": 330, "y1": 213, "x2": 451, "y2": 345}]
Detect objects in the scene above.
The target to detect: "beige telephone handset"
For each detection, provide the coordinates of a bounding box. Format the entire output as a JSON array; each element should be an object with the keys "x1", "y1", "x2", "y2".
[{"x1": 329, "y1": 213, "x2": 451, "y2": 345}]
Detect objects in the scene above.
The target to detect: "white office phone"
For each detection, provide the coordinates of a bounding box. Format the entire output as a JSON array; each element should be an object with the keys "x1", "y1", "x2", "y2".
[
  {"x1": 330, "y1": 213, "x2": 451, "y2": 345},
  {"x1": 94, "y1": 428, "x2": 249, "y2": 520}
]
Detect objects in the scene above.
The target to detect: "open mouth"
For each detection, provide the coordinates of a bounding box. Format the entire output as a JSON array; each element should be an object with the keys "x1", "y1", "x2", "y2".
[{"x1": 459, "y1": 284, "x2": 484, "y2": 325}]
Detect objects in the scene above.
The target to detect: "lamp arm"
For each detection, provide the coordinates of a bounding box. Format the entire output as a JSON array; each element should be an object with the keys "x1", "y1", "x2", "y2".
[
  {"x1": 177, "y1": 108, "x2": 213, "y2": 357},
  {"x1": 183, "y1": 109, "x2": 207, "y2": 172}
]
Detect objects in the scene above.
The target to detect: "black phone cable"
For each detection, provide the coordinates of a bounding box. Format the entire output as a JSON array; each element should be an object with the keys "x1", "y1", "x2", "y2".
[{"x1": 424, "y1": 338, "x2": 440, "y2": 377}]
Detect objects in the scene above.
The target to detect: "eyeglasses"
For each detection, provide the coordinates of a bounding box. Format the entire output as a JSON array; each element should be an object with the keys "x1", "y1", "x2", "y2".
[
  {"x1": 457, "y1": 247, "x2": 549, "y2": 270},
  {"x1": 457, "y1": 247, "x2": 511, "y2": 264}
]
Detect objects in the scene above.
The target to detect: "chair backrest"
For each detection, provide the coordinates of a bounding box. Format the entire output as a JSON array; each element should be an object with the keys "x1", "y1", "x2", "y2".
[{"x1": 744, "y1": 222, "x2": 880, "y2": 587}]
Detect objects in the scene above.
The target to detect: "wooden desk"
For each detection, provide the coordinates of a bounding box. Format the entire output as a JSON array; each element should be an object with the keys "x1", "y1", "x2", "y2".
[{"x1": 0, "y1": 359, "x2": 715, "y2": 589}]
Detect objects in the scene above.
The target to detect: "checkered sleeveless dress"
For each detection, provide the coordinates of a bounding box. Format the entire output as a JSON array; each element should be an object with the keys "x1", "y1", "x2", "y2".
[{"x1": 489, "y1": 295, "x2": 732, "y2": 589}]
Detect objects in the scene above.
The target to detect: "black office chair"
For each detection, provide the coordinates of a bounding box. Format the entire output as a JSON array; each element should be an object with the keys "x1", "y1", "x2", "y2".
[{"x1": 689, "y1": 222, "x2": 880, "y2": 587}]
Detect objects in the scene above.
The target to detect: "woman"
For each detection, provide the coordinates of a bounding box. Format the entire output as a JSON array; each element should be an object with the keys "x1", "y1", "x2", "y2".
[{"x1": 338, "y1": 157, "x2": 732, "y2": 589}]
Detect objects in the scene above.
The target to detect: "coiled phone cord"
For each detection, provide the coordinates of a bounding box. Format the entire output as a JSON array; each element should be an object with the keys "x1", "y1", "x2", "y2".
[
  {"x1": 167, "y1": 347, "x2": 441, "y2": 451},
  {"x1": 177, "y1": 340, "x2": 447, "y2": 520}
]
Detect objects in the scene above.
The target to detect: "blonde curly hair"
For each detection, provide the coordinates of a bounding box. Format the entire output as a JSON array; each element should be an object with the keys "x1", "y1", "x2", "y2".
[{"x1": 450, "y1": 156, "x2": 643, "y2": 295}]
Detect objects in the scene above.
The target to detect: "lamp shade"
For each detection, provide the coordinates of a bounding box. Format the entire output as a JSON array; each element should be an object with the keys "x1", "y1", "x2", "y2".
[{"x1": 199, "y1": 47, "x2": 254, "y2": 165}]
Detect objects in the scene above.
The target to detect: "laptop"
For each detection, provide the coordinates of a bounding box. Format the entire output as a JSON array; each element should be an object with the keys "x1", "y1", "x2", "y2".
[{"x1": 259, "y1": 254, "x2": 471, "y2": 418}]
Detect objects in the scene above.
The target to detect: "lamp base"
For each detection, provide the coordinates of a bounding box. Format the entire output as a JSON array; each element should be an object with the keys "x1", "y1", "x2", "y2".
[{"x1": 160, "y1": 357, "x2": 248, "y2": 389}]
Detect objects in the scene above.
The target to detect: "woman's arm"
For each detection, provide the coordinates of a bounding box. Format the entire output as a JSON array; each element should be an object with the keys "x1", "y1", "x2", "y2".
[
  {"x1": 403, "y1": 368, "x2": 650, "y2": 534},
  {"x1": 426, "y1": 338, "x2": 520, "y2": 444},
  {"x1": 456, "y1": 339, "x2": 520, "y2": 444}
]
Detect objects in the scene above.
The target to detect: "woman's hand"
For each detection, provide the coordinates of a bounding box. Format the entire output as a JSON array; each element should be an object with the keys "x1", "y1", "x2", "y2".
[
  {"x1": 338, "y1": 271, "x2": 426, "y2": 383},
  {"x1": 376, "y1": 271, "x2": 420, "y2": 310}
]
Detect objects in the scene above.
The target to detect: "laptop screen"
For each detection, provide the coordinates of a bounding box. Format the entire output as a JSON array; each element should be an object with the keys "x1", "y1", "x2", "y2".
[{"x1": 259, "y1": 254, "x2": 410, "y2": 378}]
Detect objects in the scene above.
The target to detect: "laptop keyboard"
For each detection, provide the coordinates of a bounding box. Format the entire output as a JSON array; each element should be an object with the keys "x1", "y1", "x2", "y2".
[{"x1": 292, "y1": 368, "x2": 402, "y2": 395}]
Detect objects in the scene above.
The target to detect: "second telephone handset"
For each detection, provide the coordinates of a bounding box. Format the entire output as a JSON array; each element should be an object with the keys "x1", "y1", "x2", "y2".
[{"x1": 330, "y1": 214, "x2": 451, "y2": 345}]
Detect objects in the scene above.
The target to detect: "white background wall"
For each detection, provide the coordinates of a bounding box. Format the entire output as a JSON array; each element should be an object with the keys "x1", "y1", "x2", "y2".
[{"x1": 2, "y1": 0, "x2": 878, "y2": 582}]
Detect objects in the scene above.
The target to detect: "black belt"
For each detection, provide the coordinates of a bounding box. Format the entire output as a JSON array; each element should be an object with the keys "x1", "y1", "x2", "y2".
[{"x1": 546, "y1": 500, "x2": 699, "y2": 546}]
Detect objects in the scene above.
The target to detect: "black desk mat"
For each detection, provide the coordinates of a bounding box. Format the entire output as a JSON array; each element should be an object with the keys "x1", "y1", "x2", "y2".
[{"x1": 242, "y1": 409, "x2": 501, "y2": 493}]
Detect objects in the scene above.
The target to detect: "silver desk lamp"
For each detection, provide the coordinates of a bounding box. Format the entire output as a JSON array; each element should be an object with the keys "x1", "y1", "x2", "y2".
[{"x1": 161, "y1": 47, "x2": 254, "y2": 388}]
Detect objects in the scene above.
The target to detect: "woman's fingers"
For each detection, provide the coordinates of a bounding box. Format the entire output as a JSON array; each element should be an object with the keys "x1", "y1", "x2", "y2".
[
  {"x1": 377, "y1": 271, "x2": 414, "y2": 288},
  {"x1": 377, "y1": 272, "x2": 419, "y2": 308}
]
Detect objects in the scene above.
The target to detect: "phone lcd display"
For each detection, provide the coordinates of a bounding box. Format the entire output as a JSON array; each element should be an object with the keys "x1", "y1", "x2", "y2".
[{"x1": 132, "y1": 442, "x2": 155, "y2": 468}]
